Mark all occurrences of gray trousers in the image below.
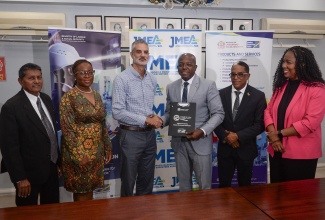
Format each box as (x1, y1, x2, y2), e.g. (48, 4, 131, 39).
(175, 141, 212, 192)
(119, 129, 157, 197)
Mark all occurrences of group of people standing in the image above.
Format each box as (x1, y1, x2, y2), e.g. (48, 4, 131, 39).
(0, 39, 325, 207)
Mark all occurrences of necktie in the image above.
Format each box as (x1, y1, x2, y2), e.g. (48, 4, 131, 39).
(37, 97, 58, 163)
(232, 91, 241, 120)
(182, 81, 189, 103)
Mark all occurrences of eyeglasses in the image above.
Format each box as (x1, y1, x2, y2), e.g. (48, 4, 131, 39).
(229, 72, 248, 78)
(77, 70, 95, 76)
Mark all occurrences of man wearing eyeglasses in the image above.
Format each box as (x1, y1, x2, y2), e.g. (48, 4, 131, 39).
(214, 61, 266, 188)
(164, 53, 224, 192)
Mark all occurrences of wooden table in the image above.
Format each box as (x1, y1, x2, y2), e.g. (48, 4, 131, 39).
(234, 178, 325, 219)
(0, 188, 269, 220)
(2, 178, 325, 219)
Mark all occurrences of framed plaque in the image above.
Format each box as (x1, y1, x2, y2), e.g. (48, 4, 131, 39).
(168, 102, 196, 136)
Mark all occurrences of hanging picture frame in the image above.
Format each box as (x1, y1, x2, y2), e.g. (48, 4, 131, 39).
(232, 19, 253, 30)
(131, 17, 156, 29)
(208, 19, 232, 31)
(158, 17, 182, 29)
(75, 15, 102, 30)
(105, 16, 130, 48)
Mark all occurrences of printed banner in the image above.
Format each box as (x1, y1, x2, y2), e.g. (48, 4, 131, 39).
(206, 31, 274, 187)
(130, 29, 202, 192)
(48, 28, 122, 200)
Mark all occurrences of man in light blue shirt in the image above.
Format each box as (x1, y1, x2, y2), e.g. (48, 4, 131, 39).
(112, 39, 162, 196)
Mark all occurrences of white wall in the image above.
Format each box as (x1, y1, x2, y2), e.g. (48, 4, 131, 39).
(1, 0, 325, 190)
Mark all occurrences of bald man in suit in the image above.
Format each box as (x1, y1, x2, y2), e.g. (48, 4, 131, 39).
(164, 53, 224, 191)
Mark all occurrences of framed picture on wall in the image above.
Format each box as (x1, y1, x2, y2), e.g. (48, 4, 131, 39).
(158, 17, 182, 29)
(232, 19, 253, 31)
(75, 15, 102, 30)
(105, 16, 130, 47)
(208, 19, 231, 31)
(131, 17, 156, 29)
(184, 18, 207, 47)
(121, 51, 130, 71)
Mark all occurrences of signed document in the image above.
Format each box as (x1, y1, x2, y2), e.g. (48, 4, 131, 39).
(168, 102, 196, 136)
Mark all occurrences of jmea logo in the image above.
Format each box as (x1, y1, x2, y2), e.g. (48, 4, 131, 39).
(155, 84, 164, 96)
(169, 35, 199, 48)
(153, 176, 165, 188)
(152, 103, 165, 117)
(156, 131, 164, 143)
(133, 36, 162, 47)
(171, 176, 179, 187)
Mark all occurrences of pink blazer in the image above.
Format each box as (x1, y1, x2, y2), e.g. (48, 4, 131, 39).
(264, 81, 325, 159)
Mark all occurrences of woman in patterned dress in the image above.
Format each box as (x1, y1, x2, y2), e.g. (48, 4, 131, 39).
(60, 59, 112, 201)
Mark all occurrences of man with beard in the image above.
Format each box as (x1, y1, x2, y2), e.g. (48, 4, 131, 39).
(112, 39, 162, 196)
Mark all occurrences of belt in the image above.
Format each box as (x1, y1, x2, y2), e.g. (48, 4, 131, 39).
(120, 124, 152, 132)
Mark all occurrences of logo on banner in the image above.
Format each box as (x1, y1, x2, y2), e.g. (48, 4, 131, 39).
(133, 35, 162, 47)
(156, 149, 175, 168)
(152, 103, 165, 116)
(93, 183, 111, 193)
(148, 55, 179, 76)
(169, 35, 199, 48)
(156, 131, 164, 143)
(153, 176, 165, 188)
(217, 41, 226, 49)
(246, 41, 261, 48)
(155, 84, 164, 96)
(171, 176, 179, 187)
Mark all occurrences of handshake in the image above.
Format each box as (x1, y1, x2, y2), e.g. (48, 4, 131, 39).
(146, 114, 163, 129)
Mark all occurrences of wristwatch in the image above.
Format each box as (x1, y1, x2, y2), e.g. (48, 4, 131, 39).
(277, 130, 283, 139)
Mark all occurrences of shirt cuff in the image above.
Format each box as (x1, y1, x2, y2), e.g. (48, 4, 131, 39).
(200, 128, 207, 137)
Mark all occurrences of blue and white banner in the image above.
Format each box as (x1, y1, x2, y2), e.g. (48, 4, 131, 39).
(206, 31, 274, 187)
(129, 29, 202, 192)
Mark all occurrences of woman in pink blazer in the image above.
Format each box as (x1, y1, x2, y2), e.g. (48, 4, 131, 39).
(265, 46, 325, 183)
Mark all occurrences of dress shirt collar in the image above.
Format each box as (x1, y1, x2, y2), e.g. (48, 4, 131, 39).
(182, 74, 195, 86)
(231, 83, 248, 94)
(130, 64, 147, 79)
(23, 89, 39, 103)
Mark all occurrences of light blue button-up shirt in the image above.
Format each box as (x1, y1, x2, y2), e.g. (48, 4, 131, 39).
(112, 65, 157, 127)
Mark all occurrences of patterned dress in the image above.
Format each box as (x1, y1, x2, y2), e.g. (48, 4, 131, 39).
(60, 88, 112, 193)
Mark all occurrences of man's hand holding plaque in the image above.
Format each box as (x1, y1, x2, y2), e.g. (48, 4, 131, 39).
(168, 102, 196, 136)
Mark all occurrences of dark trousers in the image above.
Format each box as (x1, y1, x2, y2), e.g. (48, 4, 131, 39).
(119, 129, 157, 197)
(269, 152, 318, 183)
(218, 150, 254, 188)
(14, 162, 59, 206)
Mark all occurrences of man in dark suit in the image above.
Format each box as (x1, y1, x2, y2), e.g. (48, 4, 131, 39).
(164, 53, 224, 191)
(214, 61, 266, 187)
(0, 63, 59, 206)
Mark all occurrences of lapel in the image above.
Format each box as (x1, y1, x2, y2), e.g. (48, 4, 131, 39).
(40, 93, 56, 128)
(285, 83, 304, 118)
(175, 79, 182, 102)
(224, 86, 233, 117)
(233, 85, 252, 121)
(188, 74, 199, 102)
(20, 90, 48, 137)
